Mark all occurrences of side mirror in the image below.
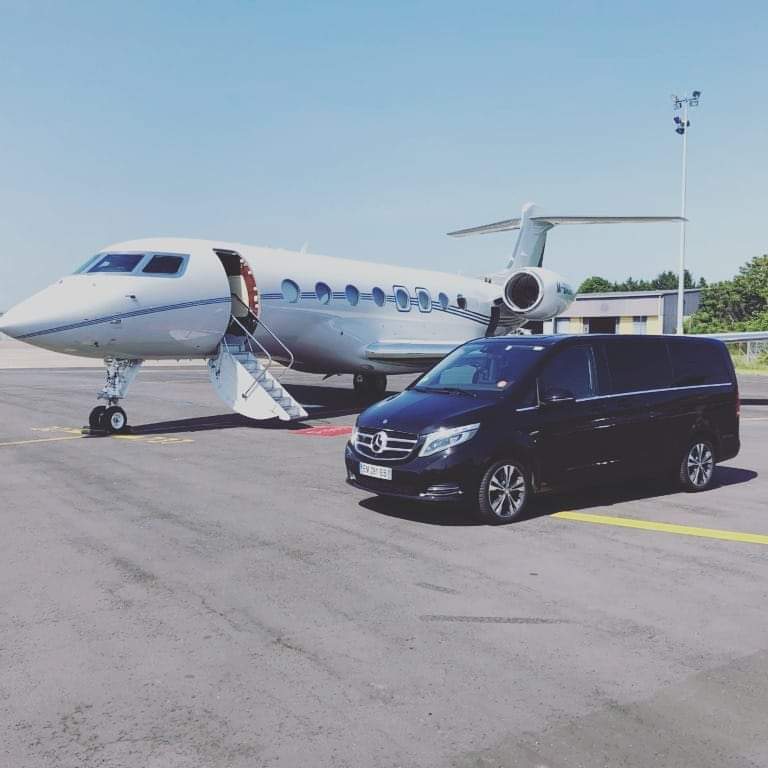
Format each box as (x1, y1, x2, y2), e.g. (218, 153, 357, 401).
(541, 388, 576, 406)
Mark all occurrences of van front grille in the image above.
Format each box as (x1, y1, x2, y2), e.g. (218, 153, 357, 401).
(354, 428, 419, 461)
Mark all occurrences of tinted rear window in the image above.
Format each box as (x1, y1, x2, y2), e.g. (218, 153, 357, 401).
(605, 339, 672, 393)
(88, 253, 144, 273)
(539, 345, 597, 400)
(142, 254, 184, 274)
(667, 339, 730, 386)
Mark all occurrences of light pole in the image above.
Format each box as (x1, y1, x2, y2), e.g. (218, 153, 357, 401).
(671, 90, 701, 334)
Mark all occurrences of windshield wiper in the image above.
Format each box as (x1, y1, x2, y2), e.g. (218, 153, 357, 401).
(414, 386, 478, 398)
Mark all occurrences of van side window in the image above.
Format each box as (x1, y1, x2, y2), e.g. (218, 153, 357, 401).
(605, 339, 672, 393)
(668, 340, 730, 386)
(539, 346, 597, 400)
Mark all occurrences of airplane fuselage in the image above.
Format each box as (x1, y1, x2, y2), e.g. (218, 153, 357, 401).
(1, 237, 505, 375)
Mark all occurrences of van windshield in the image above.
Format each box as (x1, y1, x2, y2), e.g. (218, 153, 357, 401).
(413, 341, 544, 394)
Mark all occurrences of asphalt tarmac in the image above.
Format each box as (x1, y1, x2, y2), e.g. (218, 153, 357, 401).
(1, 363, 767, 767)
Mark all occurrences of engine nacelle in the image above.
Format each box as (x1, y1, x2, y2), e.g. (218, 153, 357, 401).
(502, 267, 575, 321)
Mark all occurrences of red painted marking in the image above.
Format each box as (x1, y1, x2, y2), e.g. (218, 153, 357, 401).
(293, 425, 354, 437)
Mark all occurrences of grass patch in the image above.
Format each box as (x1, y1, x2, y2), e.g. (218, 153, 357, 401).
(731, 351, 768, 375)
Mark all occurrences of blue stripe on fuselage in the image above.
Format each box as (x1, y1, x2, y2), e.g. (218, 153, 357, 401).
(16, 296, 232, 340)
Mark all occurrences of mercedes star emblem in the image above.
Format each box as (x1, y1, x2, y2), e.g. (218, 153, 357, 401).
(371, 431, 388, 454)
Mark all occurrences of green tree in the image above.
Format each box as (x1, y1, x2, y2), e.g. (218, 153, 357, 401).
(687, 255, 768, 333)
(578, 269, 702, 294)
(578, 276, 614, 293)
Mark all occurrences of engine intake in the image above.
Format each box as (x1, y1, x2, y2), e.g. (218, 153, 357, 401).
(505, 271, 543, 312)
(501, 268, 575, 321)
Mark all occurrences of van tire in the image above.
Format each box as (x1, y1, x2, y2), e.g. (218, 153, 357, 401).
(477, 459, 531, 524)
(679, 438, 716, 492)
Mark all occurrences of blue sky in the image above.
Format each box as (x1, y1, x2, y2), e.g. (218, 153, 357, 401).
(1, 0, 766, 308)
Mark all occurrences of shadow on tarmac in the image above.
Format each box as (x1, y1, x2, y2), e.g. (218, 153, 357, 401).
(359, 466, 759, 527)
(129, 384, 373, 434)
(741, 398, 768, 406)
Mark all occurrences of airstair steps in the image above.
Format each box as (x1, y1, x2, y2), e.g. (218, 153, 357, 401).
(207, 332, 308, 422)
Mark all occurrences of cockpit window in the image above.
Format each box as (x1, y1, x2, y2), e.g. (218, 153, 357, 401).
(88, 253, 144, 273)
(143, 255, 184, 274)
(73, 255, 100, 274)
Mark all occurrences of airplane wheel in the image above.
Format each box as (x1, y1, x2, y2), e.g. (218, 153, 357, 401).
(88, 406, 107, 429)
(353, 373, 387, 401)
(103, 406, 128, 434)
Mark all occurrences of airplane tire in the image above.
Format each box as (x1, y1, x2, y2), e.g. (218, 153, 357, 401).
(88, 406, 107, 429)
(104, 406, 128, 434)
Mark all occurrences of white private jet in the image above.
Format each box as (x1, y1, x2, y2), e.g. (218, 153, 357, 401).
(1, 203, 718, 433)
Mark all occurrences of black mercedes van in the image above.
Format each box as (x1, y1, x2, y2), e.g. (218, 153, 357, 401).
(345, 335, 740, 523)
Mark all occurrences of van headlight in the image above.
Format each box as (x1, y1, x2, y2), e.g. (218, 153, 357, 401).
(419, 423, 480, 457)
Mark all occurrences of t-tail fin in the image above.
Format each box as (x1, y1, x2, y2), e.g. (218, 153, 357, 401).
(447, 202, 684, 270)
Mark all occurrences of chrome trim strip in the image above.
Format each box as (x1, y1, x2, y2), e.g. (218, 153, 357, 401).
(575, 382, 733, 402)
(514, 382, 734, 412)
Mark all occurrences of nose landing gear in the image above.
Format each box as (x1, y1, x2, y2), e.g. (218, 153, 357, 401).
(87, 358, 142, 434)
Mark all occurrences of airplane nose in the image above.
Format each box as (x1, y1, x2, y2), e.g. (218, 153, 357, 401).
(0, 285, 75, 348)
(0, 298, 37, 340)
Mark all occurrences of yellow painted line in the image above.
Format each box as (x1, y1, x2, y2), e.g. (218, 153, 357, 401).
(553, 511, 768, 545)
(0, 435, 84, 447)
(1, 429, 193, 447)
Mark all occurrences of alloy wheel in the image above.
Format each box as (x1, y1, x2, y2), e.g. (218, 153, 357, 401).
(687, 442, 714, 488)
(487, 464, 526, 518)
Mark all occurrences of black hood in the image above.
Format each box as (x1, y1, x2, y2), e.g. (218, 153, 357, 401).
(357, 389, 498, 434)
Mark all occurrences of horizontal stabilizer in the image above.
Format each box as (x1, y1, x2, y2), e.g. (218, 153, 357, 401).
(447, 203, 685, 271)
(448, 215, 685, 238)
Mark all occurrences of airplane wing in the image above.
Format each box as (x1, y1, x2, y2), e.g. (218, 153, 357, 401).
(365, 341, 464, 362)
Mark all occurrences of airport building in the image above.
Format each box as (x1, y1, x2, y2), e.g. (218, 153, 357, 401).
(536, 288, 702, 335)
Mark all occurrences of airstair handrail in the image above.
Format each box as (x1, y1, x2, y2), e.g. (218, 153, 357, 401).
(229, 293, 296, 374)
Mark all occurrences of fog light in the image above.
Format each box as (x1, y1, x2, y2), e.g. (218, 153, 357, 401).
(421, 483, 462, 497)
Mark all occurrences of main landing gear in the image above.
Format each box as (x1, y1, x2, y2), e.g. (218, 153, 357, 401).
(87, 358, 143, 434)
(353, 372, 387, 401)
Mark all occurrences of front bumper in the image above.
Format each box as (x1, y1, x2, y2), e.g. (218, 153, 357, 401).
(344, 442, 481, 502)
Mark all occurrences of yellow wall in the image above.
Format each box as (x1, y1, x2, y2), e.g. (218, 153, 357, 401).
(646, 315, 662, 334)
(616, 315, 662, 334)
(617, 317, 634, 334)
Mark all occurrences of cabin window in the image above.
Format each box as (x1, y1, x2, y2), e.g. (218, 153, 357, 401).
(281, 279, 300, 303)
(438, 292, 450, 310)
(394, 286, 411, 312)
(416, 288, 431, 312)
(315, 282, 332, 304)
(372, 287, 386, 307)
(457, 294, 467, 310)
(142, 254, 185, 275)
(345, 285, 360, 306)
(88, 253, 144, 274)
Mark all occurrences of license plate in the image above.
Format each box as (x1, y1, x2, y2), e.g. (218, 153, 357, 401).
(359, 462, 392, 481)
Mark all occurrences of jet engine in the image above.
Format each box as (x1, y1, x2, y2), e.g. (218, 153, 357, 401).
(501, 267, 575, 321)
